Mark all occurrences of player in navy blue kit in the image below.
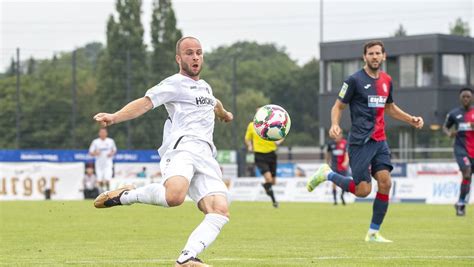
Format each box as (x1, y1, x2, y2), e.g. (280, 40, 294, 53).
(326, 131, 349, 205)
(443, 87, 473, 216)
(308, 40, 424, 242)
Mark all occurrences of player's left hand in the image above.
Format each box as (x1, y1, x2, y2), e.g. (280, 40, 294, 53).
(93, 113, 116, 127)
(218, 111, 233, 123)
(410, 116, 424, 129)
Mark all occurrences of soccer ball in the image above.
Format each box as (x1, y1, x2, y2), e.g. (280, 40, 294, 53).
(253, 104, 291, 141)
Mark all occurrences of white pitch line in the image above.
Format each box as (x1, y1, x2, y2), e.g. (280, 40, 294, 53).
(61, 255, 474, 264)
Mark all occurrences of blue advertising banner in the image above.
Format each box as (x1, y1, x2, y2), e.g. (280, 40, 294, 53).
(0, 149, 160, 163)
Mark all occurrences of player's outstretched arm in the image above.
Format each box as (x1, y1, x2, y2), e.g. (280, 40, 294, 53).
(214, 99, 233, 123)
(93, 97, 153, 127)
(385, 103, 424, 129)
(329, 100, 346, 139)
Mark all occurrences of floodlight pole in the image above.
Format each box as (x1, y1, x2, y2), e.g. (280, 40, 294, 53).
(126, 50, 132, 149)
(71, 49, 77, 148)
(16, 48, 21, 149)
(319, 0, 325, 148)
(232, 55, 242, 176)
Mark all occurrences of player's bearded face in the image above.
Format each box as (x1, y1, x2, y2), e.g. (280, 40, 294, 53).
(181, 60, 202, 77)
(364, 45, 385, 71)
(177, 38, 204, 79)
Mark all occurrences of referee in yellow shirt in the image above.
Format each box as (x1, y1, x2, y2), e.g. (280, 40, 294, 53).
(245, 121, 284, 208)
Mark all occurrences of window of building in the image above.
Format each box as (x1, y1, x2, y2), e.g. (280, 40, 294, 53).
(416, 55, 434, 87)
(442, 54, 467, 85)
(326, 61, 343, 92)
(343, 60, 359, 79)
(385, 57, 399, 89)
(326, 60, 362, 92)
(400, 56, 416, 87)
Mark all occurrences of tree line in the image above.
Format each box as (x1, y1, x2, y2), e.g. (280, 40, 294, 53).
(0, 0, 319, 150)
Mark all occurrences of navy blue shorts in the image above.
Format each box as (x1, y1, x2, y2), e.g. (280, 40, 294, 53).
(455, 154, 474, 172)
(348, 139, 393, 185)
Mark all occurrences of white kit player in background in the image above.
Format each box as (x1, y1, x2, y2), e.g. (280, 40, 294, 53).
(92, 36, 233, 267)
(88, 128, 117, 192)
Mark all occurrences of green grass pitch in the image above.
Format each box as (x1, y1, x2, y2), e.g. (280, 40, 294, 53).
(1, 201, 473, 266)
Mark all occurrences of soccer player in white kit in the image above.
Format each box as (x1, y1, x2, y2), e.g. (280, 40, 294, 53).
(93, 37, 233, 267)
(88, 128, 117, 191)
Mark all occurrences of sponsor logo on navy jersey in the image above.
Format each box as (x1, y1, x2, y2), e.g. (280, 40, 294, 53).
(368, 95, 387, 108)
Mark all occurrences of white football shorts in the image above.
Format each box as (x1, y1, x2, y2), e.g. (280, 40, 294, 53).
(160, 137, 228, 203)
(95, 165, 113, 182)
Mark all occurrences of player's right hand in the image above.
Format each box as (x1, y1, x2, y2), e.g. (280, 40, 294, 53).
(329, 124, 341, 139)
(93, 113, 116, 127)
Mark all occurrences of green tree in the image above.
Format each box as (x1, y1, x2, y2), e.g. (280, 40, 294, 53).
(150, 0, 182, 82)
(449, 17, 470, 37)
(6, 58, 16, 77)
(97, 0, 151, 149)
(27, 57, 36, 75)
(393, 24, 407, 37)
(283, 59, 320, 146)
(203, 41, 308, 148)
(0, 43, 104, 149)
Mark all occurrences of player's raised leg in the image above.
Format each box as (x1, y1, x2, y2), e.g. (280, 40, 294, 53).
(94, 175, 191, 208)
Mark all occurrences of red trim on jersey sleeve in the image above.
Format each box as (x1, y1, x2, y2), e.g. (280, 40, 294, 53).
(371, 73, 391, 141)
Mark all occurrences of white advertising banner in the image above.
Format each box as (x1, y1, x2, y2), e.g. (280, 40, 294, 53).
(0, 162, 84, 200)
(407, 162, 460, 178)
(426, 177, 474, 204)
(230, 178, 355, 203)
(113, 163, 237, 180)
(391, 178, 427, 202)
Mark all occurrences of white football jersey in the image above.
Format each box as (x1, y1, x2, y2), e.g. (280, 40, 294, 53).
(88, 137, 116, 168)
(145, 73, 216, 157)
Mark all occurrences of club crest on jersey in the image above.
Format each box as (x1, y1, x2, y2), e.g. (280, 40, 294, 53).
(368, 95, 387, 108)
(339, 82, 348, 98)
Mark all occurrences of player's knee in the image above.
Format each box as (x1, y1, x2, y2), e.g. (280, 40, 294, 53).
(378, 179, 392, 191)
(165, 193, 186, 207)
(355, 185, 371, 197)
(356, 190, 371, 198)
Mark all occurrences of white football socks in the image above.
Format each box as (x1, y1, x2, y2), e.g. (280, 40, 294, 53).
(120, 183, 169, 207)
(368, 228, 379, 235)
(177, 213, 229, 262)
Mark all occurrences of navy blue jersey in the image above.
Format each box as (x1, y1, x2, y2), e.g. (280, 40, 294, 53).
(338, 69, 394, 145)
(444, 106, 474, 158)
